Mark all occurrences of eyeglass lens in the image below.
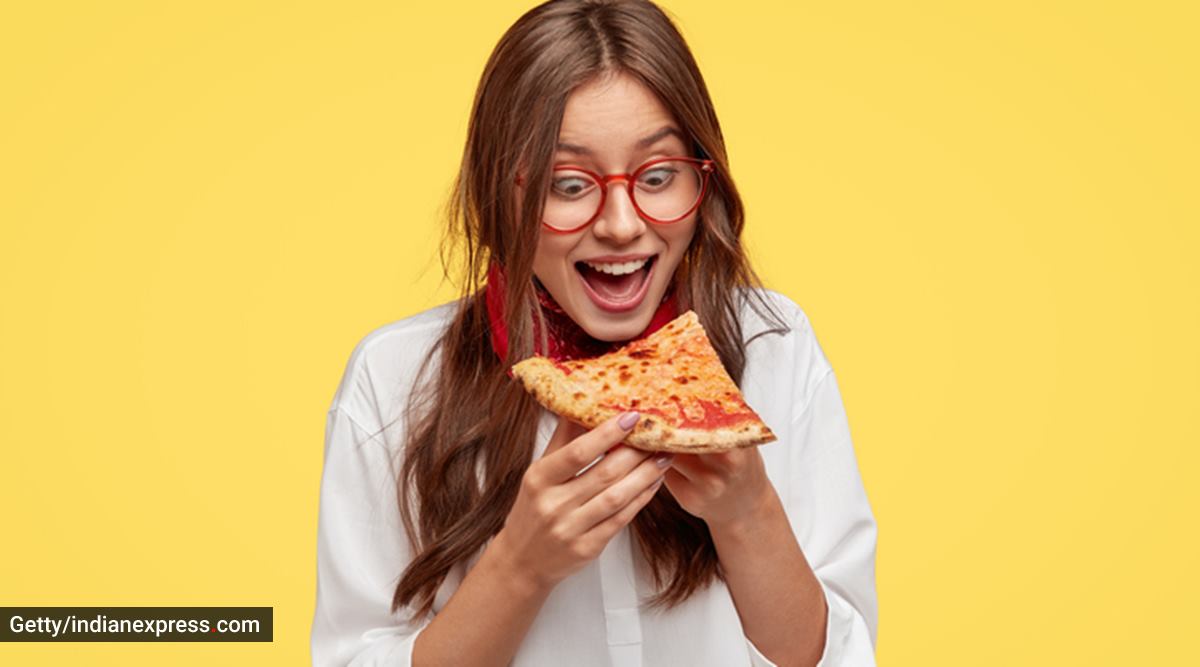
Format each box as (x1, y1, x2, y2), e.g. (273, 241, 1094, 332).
(543, 160, 703, 230)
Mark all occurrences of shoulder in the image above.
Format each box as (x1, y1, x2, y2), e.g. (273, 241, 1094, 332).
(735, 286, 833, 412)
(328, 298, 463, 432)
(736, 286, 816, 346)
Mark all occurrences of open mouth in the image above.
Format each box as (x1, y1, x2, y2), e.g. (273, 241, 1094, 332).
(574, 254, 657, 312)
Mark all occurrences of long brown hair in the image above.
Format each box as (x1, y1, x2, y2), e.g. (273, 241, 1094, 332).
(390, 0, 789, 621)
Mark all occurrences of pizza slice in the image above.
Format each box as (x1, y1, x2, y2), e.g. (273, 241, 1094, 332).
(510, 310, 777, 453)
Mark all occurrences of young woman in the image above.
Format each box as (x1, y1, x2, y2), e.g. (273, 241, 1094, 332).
(311, 1, 877, 665)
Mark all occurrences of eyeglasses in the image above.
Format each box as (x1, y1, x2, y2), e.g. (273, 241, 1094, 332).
(516, 157, 716, 233)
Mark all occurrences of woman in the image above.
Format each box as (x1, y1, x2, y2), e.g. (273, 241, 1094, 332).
(311, 1, 877, 665)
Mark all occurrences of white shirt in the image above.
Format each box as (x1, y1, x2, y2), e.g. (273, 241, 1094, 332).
(311, 288, 878, 666)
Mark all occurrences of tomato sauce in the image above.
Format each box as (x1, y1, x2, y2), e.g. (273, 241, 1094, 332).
(602, 396, 756, 430)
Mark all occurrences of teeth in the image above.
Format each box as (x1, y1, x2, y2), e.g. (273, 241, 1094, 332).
(583, 258, 650, 276)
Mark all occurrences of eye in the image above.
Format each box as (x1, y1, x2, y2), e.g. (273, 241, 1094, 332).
(637, 167, 677, 190)
(550, 174, 596, 198)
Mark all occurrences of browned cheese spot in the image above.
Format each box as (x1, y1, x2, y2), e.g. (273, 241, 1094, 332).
(689, 375, 699, 381)
(619, 371, 633, 383)
(602, 383, 611, 391)
(618, 364, 629, 370)
(675, 376, 689, 384)
(572, 392, 584, 400)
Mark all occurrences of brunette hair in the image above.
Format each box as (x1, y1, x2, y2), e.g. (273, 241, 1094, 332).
(390, 0, 789, 621)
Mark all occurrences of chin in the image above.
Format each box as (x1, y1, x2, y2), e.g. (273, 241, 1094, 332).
(569, 283, 664, 342)
(575, 311, 651, 342)
(563, 252, 672, 340)
(537, 250, 681, 342)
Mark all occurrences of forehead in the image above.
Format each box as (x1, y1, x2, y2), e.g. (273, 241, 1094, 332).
(557, 72, 684, 157)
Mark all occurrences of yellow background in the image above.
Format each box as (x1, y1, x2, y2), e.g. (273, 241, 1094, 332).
(2, 1, 1196, 664)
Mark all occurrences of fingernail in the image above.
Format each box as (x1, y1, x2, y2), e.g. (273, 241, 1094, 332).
(618, 411, 640, 430)
(655, 454, 674, 468)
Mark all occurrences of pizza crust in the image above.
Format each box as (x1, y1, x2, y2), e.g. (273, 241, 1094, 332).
(510, 310, 778, 454)
(628, 416, 777, 454)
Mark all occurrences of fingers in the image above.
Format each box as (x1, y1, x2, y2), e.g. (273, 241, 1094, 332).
(538, 411, 642, 485)
(560, 440, 661, 504)
(576, 460, 667, 548)
(569, 451, 672, 536)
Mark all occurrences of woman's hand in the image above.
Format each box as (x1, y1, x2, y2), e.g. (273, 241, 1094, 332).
(492, 411, 675, 591)
(661, 446, 776, 531)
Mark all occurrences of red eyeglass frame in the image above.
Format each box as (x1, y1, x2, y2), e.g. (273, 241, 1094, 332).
(515, 156, 716, 234)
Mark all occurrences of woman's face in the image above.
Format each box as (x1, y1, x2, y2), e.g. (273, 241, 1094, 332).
(529, 72, 698, 342)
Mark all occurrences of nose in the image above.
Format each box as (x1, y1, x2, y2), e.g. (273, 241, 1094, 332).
(590, 180, 646, 244)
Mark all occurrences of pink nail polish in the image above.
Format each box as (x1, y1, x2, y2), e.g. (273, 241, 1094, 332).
(618, 411, 640, 430)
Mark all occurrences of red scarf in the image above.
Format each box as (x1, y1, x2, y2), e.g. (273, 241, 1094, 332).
(484, 261, 678, 365)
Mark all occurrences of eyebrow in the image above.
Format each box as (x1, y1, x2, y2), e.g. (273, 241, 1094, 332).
(556, 126, 683, 156)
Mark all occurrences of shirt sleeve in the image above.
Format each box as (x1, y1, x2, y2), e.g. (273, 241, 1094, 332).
(746, 325, 879, 665)
(311, 405, 434, 666)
